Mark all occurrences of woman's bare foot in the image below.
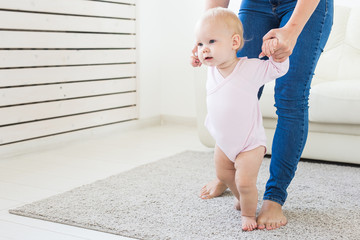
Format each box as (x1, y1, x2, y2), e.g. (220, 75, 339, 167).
(257, 200, 287, 230)
(241, 216, 257, 231)
(199, 178, 227, 199)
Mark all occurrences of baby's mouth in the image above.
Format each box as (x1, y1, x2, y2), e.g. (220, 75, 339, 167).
(205, 57, 213, 60)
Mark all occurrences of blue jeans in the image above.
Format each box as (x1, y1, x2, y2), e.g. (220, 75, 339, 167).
(237, 0, 333, 205)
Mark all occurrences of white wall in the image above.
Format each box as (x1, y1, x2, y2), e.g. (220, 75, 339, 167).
(136, 0, 242, 120)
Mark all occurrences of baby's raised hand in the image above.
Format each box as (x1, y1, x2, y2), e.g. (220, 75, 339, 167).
(259, 38, 278, 59)
(191, 54, 202, 67)
(190, 45, 202, 67)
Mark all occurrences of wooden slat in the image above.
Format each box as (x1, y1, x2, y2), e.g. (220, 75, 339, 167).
(0, 0, 137, 146)
(0, 0, 136, 19)
(0, 31, 136, 49)
(0, 64, 136, 87)
(0, 50, 136, 68)
(0, 78, 136, 107)
(0, 92, 136, 126)
(96, 0, 135, 4)
(0, 106, 138, 145)
(0, 11, 135, 34)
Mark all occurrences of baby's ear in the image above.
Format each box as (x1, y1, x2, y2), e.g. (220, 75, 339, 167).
(232, 34, 242, 50)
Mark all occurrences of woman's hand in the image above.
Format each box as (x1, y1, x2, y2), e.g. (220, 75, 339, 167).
(190, 45, 202, 67)
(259, 26, 299, 62)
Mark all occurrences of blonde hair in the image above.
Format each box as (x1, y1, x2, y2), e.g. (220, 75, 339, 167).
(201, 7, 244, 50)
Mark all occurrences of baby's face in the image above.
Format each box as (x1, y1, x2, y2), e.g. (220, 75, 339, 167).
(195, 19, 236, 67)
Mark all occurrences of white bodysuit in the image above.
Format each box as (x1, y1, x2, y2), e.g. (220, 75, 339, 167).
(205, 57, 289, 162)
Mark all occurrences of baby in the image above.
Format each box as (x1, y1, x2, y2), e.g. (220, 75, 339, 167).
(191, 8, 289, 231)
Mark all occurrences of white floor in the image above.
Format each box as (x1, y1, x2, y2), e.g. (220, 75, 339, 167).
(0, 123, 211, 240)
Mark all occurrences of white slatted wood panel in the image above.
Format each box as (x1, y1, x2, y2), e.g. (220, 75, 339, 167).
(0, 65, 136, 86)
(0, 107, 137, 145)
(99, 0, 135, 4)
(1, 78, 136, 106)
(0, 32, 136, 48)
(0, 50, 136, 68)
(0, 93, 137, 126)
(0, 0, 136, 19)
(0, 0, 137, 146)
(0, 11, 136, 33)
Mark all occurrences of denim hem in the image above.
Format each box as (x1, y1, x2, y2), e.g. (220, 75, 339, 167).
(263, 196, 285, 206)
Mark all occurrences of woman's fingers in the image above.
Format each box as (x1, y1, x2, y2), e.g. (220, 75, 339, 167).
(262, 29, 277, 41)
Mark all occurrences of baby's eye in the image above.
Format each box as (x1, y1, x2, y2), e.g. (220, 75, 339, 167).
(209, 39, 216, 44)
(197, 42, 203, 47)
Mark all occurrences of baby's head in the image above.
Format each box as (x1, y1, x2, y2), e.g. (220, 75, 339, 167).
(195, 7, 244, 66)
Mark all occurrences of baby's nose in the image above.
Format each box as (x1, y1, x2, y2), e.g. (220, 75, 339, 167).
(202, 47, 209, 53)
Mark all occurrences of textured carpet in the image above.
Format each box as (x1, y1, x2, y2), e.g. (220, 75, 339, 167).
(9, 151, 360, 240)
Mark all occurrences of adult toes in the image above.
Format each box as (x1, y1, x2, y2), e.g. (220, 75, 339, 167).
(274, 221, 281, 229)
(280, 219, 287, 226)
(266, 222, 274, 230)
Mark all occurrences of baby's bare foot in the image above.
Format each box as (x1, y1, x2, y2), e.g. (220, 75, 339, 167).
(234, 198, 241, 211)
(242, 216, 257, 231)
(257, 200, 287, 230)
(199, 178, 227, 199)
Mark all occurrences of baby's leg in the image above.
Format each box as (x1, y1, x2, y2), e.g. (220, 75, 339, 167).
(234, 146, 265, 231)
(214, 145, 240, 208)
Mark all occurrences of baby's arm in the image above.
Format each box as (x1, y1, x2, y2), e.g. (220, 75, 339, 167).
(257, 56, 289, 86)
(254, 37, 289, 86)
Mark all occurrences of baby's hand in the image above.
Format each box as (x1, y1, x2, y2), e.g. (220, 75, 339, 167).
(259, 38, 278, 59)
(190, 45, 202, 67)
(190, 54, 202, 67)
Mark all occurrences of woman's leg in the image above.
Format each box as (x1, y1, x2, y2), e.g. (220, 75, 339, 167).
(258, 0, 334, 230)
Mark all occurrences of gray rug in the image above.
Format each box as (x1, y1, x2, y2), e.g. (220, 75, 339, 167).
(9, 151, 360, 240)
